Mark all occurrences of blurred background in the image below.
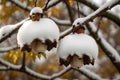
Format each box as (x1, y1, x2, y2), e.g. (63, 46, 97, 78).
(0, 0, 120, 80)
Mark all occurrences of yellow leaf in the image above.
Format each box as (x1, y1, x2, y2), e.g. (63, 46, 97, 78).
(51, 7, 64, 17)
(68, 0, 74, 6)
(38, 0, 46, 7)
(40, 52, 46, 59)
(37, 54, 41, 59)
(47, 11, 52, 17)
(8, 50, 14, 58)
(32, 53, 36, 62)
(13, 54, 18, 63)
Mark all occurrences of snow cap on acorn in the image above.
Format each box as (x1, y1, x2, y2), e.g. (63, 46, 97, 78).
(29, 7, 43, 21)
(57, 21, 98, 68)
(30, 7, 43, 15)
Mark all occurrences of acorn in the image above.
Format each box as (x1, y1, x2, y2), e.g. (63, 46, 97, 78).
(57, 26, 98, 68)
(17, 7, 60, 53)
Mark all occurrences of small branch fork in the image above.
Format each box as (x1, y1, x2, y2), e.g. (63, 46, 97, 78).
(0, 58, 102, 80)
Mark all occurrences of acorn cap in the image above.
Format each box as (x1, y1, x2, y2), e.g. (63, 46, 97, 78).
(30, 7, 43, 15)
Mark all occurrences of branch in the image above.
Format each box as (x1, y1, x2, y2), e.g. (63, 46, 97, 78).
(0, 66, 9, 71)
(73, 67, 102, 80)
(78, 0, 120, 26)
(64, 1, 74, 23)
(0, 57, 103, 80)
(8, 0, 61, 12)
(72, 4, 120, 73)
(60, 0, 120, 39)
(50, 65, 71, 79)
(0, 18, 28, 43)
(43, 0, 50, 11)
(0, 57, 71, 79)
(8, 0, 31, 12)
(87, 22, 120, 72)
(21, 52, 26, 70)
(0, 45, 18, 53)
(34, 0, 38, 7)
(59, 0, 120, 72)
(75, 4, 120, 72)
(44, 0, 61, 11)
(51, 17, 71, 26)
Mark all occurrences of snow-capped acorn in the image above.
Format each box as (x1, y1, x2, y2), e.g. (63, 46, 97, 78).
(29, 7, 43, 21)
(17, 7, 60, 53)
(57, 26, 98, 68)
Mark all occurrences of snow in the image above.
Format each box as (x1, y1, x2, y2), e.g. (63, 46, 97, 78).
(0, 25, 15, 38)
(80, 67, 102, 80)
(73, 0, 119, 27)
(9, 0, 31, 11)
(47, 0, 59, 8)
(72, 18, 86, 27)
(0, 45, 17, 53)
(17, 18, 60, 48)
(51, 17, 71, 26)
(110, 5, 120, 18)
(30, 7, 43, 15)
(57, 33, 98, 60)
(89, 22, 120, 62)
(101, 38, 120, 62)
(0, 18, 28, 40)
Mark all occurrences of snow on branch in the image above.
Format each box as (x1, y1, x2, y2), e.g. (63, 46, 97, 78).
(0, 57, 71, 79)
(87, 22, 120, 72)
(51, 17, 71, 26)
(0, 57, 102, 80)
(43, 0, 61, 11)
(8, 0, 61, 12)
(80, 67, 102, 80)
(73, 67, 102, 80)
(74, 3, 120, 72)
(0, 58, 21, 69)
(60, 0, 120, 38)
(0, 18, 28, 43)
(8, 0, 31, 12)
(0, 66, 9, 71)
(73, 0, 120, 26)
(78, 0, 120, 26)
(0, 45, 17, 53)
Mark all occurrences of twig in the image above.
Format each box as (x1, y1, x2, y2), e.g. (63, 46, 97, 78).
(43, 0, 50, 11)
(0, 57, 71, 80)
(34, 0, 37, 7)
(21, 52, 26, 70)
(96, 17, 102, 34)
(8, 0, 31, 12)
(50, 17, 71, 26)
(76, 0, 80, 17)
(74, 5, 120, 72)
(43, 0, 61, 11)
(72, 67, 102, 80)
(0, 18, 28, 43)
(0, 58, 103, 80)
(64, 1, 74, 23)
(60, 0, 120, 39)
(86, 23, 120, 73)
(78, 0, 120, 26)
(50, 65, 72, 80)
(0, 45, 18, 53)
